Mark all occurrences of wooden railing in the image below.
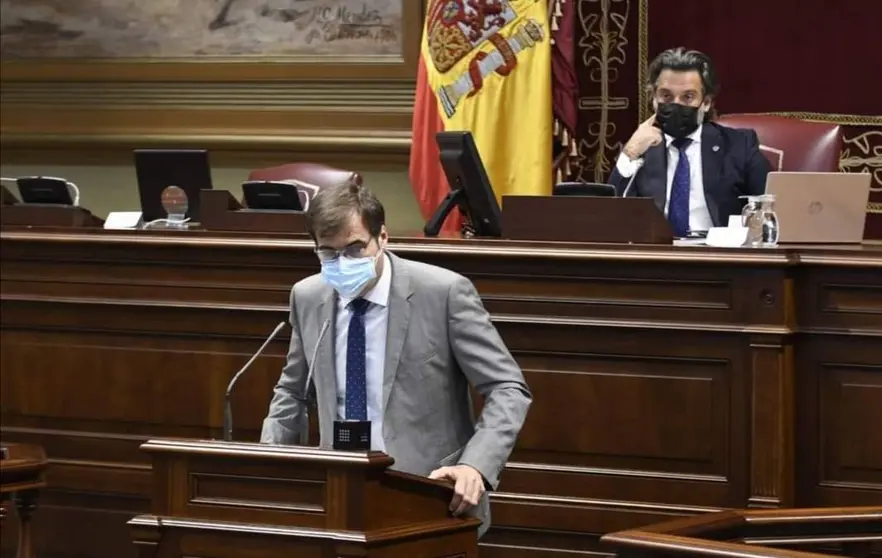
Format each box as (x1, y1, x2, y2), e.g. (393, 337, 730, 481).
(0, 443, 47, 558)
(602, 507, 882, 557)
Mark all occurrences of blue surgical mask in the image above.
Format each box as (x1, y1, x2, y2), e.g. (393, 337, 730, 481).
(320, 254, 378, 299)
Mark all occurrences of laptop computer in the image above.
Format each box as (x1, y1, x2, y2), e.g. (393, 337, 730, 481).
(134, 149, 213, 223)
(764, 171, 871, 243)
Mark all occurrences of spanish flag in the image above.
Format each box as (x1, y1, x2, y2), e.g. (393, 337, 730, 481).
(409, 0, 554, 234)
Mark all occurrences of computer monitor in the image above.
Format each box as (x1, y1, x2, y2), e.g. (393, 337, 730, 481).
(242, 181, 304, 211)
(425, 131, 502, 237)
(553, 182, 616, 197)
(134, 149, 213, 222)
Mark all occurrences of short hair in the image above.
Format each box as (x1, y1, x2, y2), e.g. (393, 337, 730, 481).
(305, 182, 385, 241)
(647, 47, 718, 119)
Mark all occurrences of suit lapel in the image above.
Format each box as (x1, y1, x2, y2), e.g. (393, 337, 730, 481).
(315, 286, 337, 447)
(382, 253, 413, 412)
(643, 143, 669, 212)
(701, 123, 724, 226)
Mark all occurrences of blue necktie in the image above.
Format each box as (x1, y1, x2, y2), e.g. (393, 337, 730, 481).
(345, 298, 370, 421)
(668, 138, 692, 237)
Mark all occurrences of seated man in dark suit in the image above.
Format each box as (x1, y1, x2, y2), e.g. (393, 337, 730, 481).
(608, 47, 771, 236)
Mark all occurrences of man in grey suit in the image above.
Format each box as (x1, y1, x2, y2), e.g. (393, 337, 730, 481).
(260, 183, 531, 537)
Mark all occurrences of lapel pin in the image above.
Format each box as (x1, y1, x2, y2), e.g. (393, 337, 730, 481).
(712, 145, 720, 152)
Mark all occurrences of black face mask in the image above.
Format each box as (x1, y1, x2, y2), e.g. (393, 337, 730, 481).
(656, 102, 703, 140)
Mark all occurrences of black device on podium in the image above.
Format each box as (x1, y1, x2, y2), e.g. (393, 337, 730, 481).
(17, 177, 75, 205)
(333, 421, 371, 451)
(553, 181, 616, 197)
(242, 181, 305, 211)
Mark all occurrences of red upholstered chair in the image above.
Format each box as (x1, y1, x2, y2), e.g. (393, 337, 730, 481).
(246, 163, 363, 209)
(715, 114, 842, 172)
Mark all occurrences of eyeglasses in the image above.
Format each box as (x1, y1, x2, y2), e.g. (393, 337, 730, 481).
(314, 238, 374, 262)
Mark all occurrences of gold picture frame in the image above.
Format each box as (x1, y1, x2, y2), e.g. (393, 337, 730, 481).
(0, 1, 426, 165)
(0, 0, 422, 82)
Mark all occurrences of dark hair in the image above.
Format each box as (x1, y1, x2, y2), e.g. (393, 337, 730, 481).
(647, 47, 718, 119)
(305, 182, 385, 241)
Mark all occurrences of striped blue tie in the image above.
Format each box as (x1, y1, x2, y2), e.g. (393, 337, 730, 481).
(345, 298, 370, 421)
(668, 138, 692, 237)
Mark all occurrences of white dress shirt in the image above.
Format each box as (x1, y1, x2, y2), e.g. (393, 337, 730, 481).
(334, 253, 391, 451)
(615, 124, 714, 232)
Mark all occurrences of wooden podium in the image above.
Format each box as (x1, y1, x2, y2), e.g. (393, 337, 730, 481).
(0, 204, 103, 228)
(128, 439, 480, 558)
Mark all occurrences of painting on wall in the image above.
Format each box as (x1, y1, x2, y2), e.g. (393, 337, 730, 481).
(0, 0, 403, 59)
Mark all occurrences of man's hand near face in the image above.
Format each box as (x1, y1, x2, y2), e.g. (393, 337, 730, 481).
(429, 464, 486, 516)
(623, 114, 663, 160)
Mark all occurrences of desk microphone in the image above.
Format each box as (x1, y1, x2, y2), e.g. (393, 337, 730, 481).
(621, 157, 645, 198)
(294, 318, 332, 445)
(223, 321, 287, 441)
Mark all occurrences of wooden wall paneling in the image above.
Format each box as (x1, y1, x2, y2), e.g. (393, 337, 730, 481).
(484, 326, 746, 557)
(795, 334, 882, 508)
(0, 144, 412, 174)
(793, 261, 882, 332)
(793, 260, 882, 508)
(2, 231, 881, 558)
(0, 232, 310, 558)
(748, 333, 795, 509)
(0, 100, 414, 165)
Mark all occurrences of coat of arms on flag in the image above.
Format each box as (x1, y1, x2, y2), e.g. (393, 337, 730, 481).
(426, 0, 545, 117)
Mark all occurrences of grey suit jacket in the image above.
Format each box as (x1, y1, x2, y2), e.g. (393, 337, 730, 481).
(260, 252, 532, 537)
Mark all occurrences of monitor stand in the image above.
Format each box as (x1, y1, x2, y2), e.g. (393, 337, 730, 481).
(424, 188, 465, 237)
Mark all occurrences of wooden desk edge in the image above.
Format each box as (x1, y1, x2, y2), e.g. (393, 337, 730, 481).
(4, 229, 881, 266)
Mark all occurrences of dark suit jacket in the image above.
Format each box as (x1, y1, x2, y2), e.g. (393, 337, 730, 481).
(608, 122, 772, 227)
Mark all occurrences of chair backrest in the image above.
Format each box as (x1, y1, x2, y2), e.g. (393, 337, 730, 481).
(715, 114, 842, 172)
(248, 163, 363, 188)
(246, 163, 363, 208)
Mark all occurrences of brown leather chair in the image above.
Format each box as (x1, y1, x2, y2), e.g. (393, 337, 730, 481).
(246, 163, 363, 209)
(715, 114, 842, 172)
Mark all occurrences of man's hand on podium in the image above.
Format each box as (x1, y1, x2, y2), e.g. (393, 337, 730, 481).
(429, 464, 485, 516)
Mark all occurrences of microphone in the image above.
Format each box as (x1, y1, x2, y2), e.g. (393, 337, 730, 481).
(223, 321, 287, 441)
(621, 158, 645, 198)
(294, 318, 332, 445)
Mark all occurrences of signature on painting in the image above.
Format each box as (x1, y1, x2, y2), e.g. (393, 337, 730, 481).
(211, 0, 384, 31)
